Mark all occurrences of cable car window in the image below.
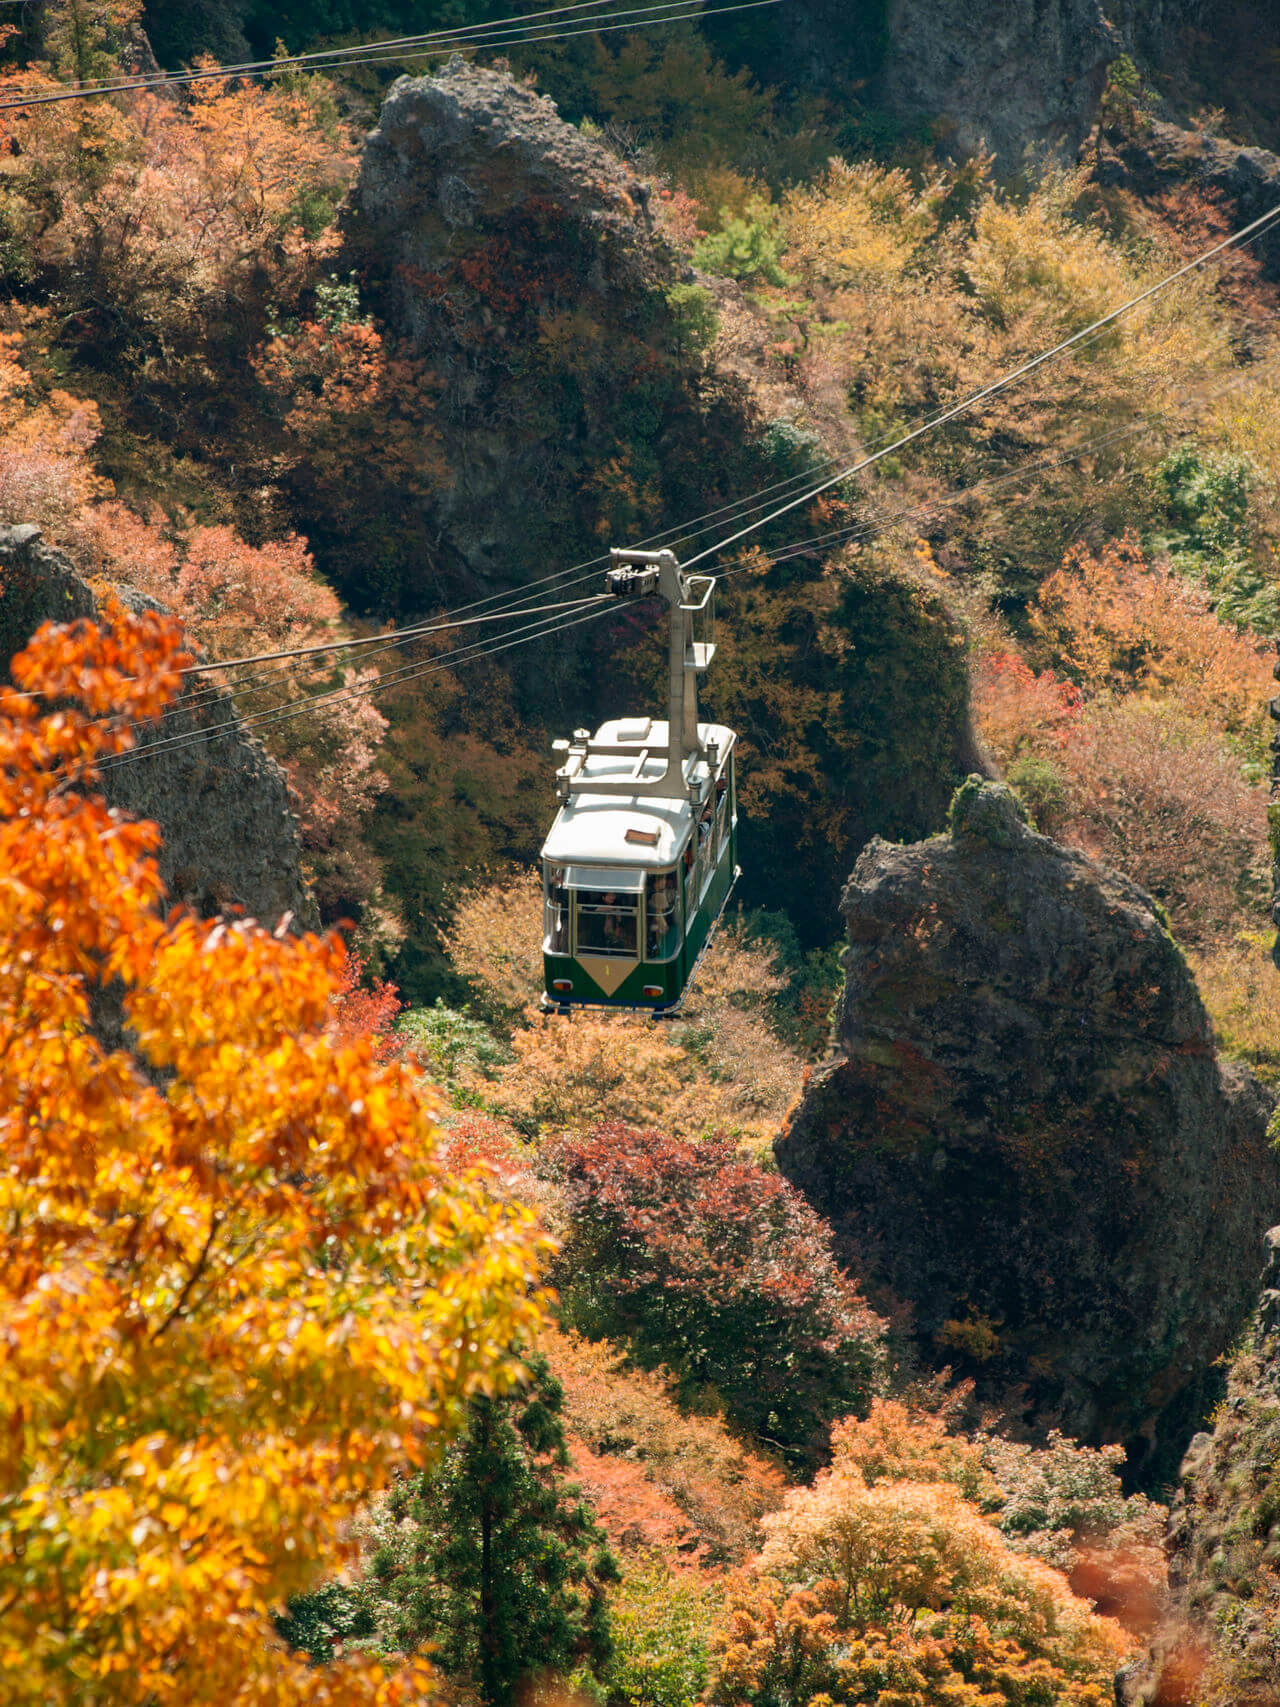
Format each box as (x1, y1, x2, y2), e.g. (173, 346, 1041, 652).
(714, 771, 729, 851)
(575, 888, 639, 958)
(646, 870, 680, 960)
(543, 863, 569, 954)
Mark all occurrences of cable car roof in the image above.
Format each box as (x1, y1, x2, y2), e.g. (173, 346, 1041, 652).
(541, 718, 735, 870)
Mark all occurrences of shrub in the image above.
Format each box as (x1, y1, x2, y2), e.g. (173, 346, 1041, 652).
(396, 999, 509, 1088)
(548, 1123, 887, 1464)
(606, 1556, 721, 1707)
(694, 197, 793, 286)
(1027, 534, 1271, 749)
(708, 1474, 1129, 1707)
(545, 1324, 785, 1567)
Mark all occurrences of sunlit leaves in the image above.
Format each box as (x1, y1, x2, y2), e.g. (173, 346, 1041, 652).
(0, 611, 550, 1705)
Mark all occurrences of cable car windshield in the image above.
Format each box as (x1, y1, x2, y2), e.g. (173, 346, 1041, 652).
(575, 887, 639, 957)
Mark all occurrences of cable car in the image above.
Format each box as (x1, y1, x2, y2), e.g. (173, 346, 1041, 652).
(540, 548, 739, 1015)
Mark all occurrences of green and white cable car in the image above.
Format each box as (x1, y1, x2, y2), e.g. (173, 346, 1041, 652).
(540, 548, 739, 1016)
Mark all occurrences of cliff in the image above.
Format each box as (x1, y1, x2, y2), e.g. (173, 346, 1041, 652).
(776, 779, 1279, 1483)
(0, 524, 313, 931)
(1124, 1226, 1280, 1705)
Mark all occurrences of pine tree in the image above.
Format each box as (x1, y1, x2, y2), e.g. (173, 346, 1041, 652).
(374, 1354, 618, 1706)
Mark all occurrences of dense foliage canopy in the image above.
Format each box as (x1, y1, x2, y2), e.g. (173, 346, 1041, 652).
(0, 608, 549, 1705)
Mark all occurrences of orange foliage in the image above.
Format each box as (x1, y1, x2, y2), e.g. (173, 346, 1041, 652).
(972, 649, 1081, 762)
(0, 59, 354, 355)
(542, 1325, 785, 1567)
(255, 315, 449, 515)
(328, 949, 402, 1065)
(828, 1399, 998, 1505)
(1028, 533, 1271, 742)
(0, 607, 549, 1705)
(973, 535, 1271, 943)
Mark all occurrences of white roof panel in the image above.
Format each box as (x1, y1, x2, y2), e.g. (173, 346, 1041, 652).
(540, 719, 736, 870)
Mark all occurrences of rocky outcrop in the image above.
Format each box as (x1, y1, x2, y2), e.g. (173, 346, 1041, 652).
(0, 525, 312, 931)
(1123, 1226, 1280, 1705)
(1094, 118, 1280, 281)
(776, 779, 1280, 1481)
(879, 0, 1119, 165)
(344, 59, 684, 585)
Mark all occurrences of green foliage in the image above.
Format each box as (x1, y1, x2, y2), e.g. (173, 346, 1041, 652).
(396, 999, 509, 1087)
(362, 1355, 618, 1705)
(605, 1558, 720, 1707)
(693, 199, 793, 287)
(1151, 445, 1280, 633)
(275, 1581, 378, 1664)
(663, 282, 719, 358)
(1099, 52, 1158, 131)
(1005, 754, 1071, 834)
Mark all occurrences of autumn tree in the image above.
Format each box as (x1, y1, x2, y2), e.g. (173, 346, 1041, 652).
(550, 1124, 887, 1464)
(707, 1443, 1131, 1707)
(344, 1354, 618, 1705)
(0, 607, 550, 1705)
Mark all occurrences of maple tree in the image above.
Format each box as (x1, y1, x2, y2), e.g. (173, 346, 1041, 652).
(0, 607, 550, 1705)
(708, 1452, 1131, 1707)
(328, 947, 403, 1065)
(543, 1325, 785, 1568)
(550, 1123, 886, 1463)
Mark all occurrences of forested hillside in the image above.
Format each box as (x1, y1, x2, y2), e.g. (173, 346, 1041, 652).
(6, 2, 1280, 1703)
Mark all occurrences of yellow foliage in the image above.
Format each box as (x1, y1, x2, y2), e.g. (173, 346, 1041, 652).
(0, 611, 550, 1705)
(781, 159, 936, 291)
(1189, 932, 1280, 1083)
(447, 872, 803, 1141)
(708, 1449, 1129, 1707)
(444, 867, 547, 1021)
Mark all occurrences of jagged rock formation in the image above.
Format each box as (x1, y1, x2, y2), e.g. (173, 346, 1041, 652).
(879, 0, 1120, 165)
(344, 59, 687, 585)
(1095, 117, 1280, 281)
(751, 0, 1120, 165)
(1122, 1225, 1280, 1705)
(777, 779, 1280, 1481)
(0, 524, 313, 930)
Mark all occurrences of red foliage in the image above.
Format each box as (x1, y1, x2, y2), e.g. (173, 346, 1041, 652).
(327, 949, 401, 1064)
(973, 649, 1081, 761)
(551, 1123, 886, 1462)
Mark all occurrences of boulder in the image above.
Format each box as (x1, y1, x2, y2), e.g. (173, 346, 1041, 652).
(776, 778, 1279, 1480)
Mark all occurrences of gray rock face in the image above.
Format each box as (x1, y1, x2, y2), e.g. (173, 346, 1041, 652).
(0, 525, 313, 931)
(351, 59, 665, 335)
(879, 0, 1120, 165)
(1127, 1225, 1280, 1703)
(1096, 118, 1280, 281)
(344, 61, 681, 580)
(776, 779, 1279, 1478)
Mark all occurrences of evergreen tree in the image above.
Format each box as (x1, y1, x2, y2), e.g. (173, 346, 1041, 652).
(373, 1354, 617, 1705)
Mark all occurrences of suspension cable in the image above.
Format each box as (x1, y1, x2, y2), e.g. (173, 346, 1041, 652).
(0, 0, 787, 110)
(681, 197, 1280, 571)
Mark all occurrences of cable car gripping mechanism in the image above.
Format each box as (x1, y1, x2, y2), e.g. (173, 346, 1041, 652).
(553, 548, 718, 805)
